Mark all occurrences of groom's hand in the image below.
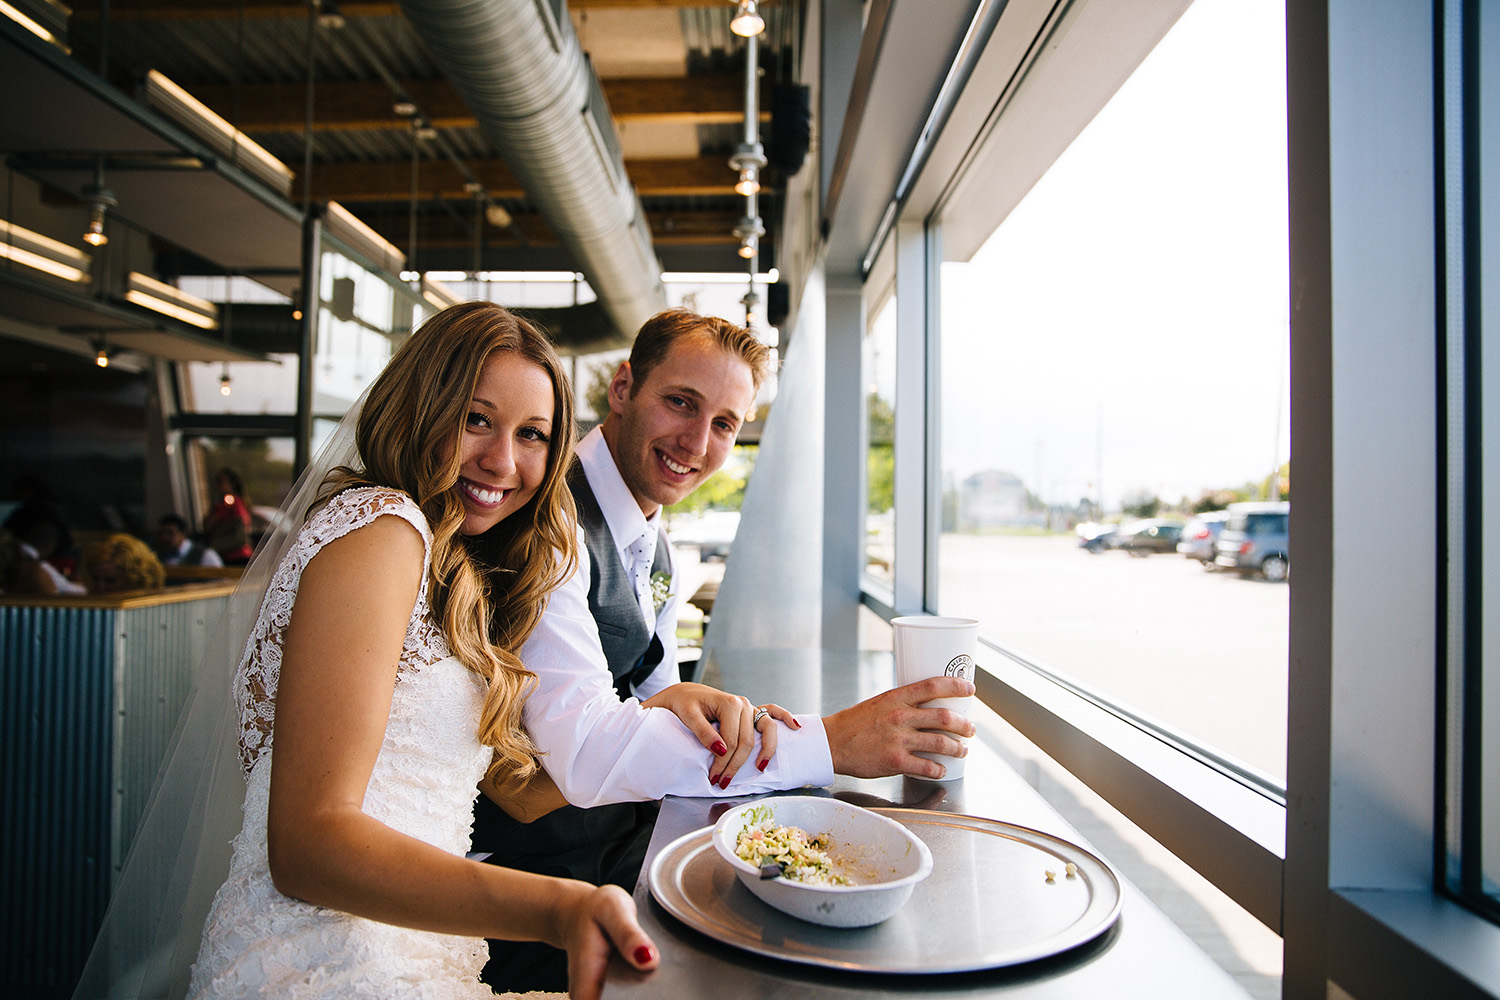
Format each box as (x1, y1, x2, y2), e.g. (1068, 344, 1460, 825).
(821, 677, 976, 780)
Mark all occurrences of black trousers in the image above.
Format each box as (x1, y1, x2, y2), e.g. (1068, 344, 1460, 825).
(472, 793, 660, 994)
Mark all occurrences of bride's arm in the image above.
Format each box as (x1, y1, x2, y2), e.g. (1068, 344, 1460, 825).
(266, 515, 657, 996)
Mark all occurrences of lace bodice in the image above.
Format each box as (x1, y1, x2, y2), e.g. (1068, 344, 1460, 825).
(235, 487, 451, 771)
(190, 487, 499, 998)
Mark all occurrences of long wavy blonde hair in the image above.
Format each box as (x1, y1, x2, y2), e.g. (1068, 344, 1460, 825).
(316, 301, 577, 783)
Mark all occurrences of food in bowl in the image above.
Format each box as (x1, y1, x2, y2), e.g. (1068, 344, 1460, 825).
(712, 796, 934, 928)
(732, 806, 851, 886)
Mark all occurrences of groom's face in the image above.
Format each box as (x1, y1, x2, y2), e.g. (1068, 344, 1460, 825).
(604, 335, 756, 518)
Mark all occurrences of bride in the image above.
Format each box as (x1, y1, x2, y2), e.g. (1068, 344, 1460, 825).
(88, 302, 660, 999)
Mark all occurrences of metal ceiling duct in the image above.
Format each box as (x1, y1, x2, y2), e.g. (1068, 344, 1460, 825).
(395, 0, 665, 348)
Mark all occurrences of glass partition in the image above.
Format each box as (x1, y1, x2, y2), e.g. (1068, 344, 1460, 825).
(865, 295, 896, 585)
(1443, 0, 1500, 925)
(933, 0, 1290, 782)
(176, 233, 430, 526)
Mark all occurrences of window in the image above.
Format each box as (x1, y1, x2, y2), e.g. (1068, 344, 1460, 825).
(174, 241, 428, 530)
(933, 0, 1291, 782)
(865, 295, 896, 585)
(1443, 0, 1500, 924)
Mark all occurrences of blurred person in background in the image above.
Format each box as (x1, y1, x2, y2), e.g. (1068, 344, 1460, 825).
(3, 474, 79, 578)
(81, 533, 165, 593)
(155, 512, 224, 567)
(0, 527, 57, 595)
(202, 468, 254, 564)
(14, 519, 86, 595)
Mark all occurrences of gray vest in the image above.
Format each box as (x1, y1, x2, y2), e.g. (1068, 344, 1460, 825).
(567, 460, 672, 699)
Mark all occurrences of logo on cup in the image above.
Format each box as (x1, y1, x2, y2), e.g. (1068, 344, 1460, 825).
(945, 654, 974, 681)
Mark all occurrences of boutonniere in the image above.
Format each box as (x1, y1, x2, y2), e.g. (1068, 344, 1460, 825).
(650, 571, 672, 612)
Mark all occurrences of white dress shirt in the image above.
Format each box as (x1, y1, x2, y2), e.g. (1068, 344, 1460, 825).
(18, 540, 87, 595)
(164, 538, 224, 567)
(519, 427, 834, 808)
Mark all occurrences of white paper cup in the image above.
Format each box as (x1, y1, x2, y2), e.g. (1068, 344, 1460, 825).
(892, 616, 979, 779)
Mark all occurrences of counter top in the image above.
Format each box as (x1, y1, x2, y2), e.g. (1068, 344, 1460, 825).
(602, 647, 1253, 999)
(0, 578, 237, 609)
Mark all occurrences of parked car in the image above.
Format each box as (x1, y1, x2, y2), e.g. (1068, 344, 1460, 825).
(1114, 518, 1185, 556)
(1213, 501, 1290, 581)
(1177, 510, 1231, 565)
(1076, 521, 1119, 553)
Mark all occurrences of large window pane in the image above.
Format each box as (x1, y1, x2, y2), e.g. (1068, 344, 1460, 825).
(865, 296, 896, 585)
(936, 0, 1290, 780)
(1479, 0, 1500, 919)
(1444, 0, 1500, 921)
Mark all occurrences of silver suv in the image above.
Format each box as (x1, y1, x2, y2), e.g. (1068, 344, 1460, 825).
(1213, 501, 1290, 581)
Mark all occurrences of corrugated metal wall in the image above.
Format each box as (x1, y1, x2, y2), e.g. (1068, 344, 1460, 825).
(1, 594, 228, 997)
(111, 599, 225, 875)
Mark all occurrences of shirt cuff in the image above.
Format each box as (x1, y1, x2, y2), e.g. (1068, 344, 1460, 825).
(761, 714, 835, 790)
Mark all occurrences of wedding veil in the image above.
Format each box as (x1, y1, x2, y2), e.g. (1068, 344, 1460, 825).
(71, 394, 368, 1000)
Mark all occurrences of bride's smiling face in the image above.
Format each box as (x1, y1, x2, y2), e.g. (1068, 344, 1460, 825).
(453, 350, 556, 537)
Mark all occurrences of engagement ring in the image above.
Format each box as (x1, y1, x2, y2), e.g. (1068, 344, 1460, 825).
(752, 706, 769, 727)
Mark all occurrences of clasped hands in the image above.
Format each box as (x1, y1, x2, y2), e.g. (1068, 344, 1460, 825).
(641, 683, 797, 788)
(644, 675, 977, 786)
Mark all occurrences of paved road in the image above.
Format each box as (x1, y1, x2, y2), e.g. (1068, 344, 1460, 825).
(936, 533, 1289, 781)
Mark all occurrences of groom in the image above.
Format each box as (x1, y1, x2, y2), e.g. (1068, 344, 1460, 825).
(473, 308, 974, 991)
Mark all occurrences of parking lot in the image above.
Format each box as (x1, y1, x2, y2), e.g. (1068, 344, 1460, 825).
(936, 532, 1290, 780)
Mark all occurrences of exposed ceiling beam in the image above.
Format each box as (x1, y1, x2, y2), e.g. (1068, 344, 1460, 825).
(358, 208, 749, 250)
(297, 155, 741, 203)
(190, 75, 764, 134)
(67, 0, 402, 21)
(69, 0, 775, 21)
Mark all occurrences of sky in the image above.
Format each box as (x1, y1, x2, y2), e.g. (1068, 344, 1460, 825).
(934, 0, 1290, 511)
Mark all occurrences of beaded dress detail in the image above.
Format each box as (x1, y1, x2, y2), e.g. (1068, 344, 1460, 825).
(188, 487, 495, 998)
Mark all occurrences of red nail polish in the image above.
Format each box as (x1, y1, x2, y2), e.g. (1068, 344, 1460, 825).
(711, 740, 727, 757)
(634, 944, 655, 965)
(719, 774, 731, 789)
(757, 758, 768, 771)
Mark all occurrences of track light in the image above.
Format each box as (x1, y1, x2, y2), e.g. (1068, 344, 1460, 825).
(734, 213, 765, 258)
(315, 0, 345, 29)
(733, 214, 765, 247)
(730, 144, 766, 194)
(81, 163, 116, 248)
(730, 0, 764, 37)
(484, 202, 513, 228)
(93, 338, 111, 367)
(83, 204, 109, 246)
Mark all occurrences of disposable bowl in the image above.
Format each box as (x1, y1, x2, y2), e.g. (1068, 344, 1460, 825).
(711, 796, 934, 928)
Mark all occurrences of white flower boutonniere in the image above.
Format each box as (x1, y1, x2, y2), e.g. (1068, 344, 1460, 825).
(650, 571, 672, 612)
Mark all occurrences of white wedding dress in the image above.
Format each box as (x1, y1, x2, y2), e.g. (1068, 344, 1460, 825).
(187, 486, 497, 999)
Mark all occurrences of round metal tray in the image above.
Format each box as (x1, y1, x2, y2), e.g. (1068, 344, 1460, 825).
(647, 807, 1122, 974)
